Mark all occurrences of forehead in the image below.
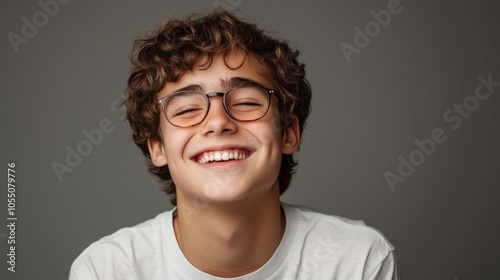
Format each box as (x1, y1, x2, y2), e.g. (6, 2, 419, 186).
(161, 51, 272, 95)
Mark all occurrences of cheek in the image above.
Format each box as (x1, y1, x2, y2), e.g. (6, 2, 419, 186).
(257, 107, 283, 145)
(254, 127, 278, 147)
(267, 106, 283, 135)
(251, 121, 283, 150)
(161, 126, 192, 159)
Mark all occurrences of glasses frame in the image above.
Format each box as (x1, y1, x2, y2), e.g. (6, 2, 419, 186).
(157, 85, 276, 128)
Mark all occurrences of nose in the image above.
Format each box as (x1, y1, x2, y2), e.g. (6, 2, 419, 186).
(199, 96, 237, 135)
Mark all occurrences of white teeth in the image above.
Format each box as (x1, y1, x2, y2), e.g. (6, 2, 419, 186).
(214, 153, 222, 161)
(197, 149, 249, 164)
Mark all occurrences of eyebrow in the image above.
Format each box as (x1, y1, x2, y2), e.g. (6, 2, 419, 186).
(220, 77, 264, 92)
(169, 77, 266, 95)
(169, 84, 203, 94)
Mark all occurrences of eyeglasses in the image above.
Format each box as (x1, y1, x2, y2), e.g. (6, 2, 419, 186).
(158, 82, 276, 128)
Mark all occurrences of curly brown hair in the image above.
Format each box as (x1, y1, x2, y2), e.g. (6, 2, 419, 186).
(125, 9, 312, 205)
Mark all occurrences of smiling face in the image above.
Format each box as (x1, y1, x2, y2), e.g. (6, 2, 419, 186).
(148, 51, 300, 206)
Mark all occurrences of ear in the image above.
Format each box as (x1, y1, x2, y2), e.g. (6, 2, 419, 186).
(148, 138, 168, 167)
(282, 117, 300, 154)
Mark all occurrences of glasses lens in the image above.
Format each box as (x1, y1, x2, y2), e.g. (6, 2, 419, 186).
(226, 86, 270, 121)
(165, 91, 207, 127)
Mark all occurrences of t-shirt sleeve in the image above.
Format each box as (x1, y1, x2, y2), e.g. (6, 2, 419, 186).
(367, 251, 399, 280)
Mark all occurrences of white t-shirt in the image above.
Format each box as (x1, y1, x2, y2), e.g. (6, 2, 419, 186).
(70, 203, 398, 279)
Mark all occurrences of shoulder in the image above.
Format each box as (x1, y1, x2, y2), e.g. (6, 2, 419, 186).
(69, 211, 171, 279)
(282, 203, 397, 279)
(285, 203, 393, 251)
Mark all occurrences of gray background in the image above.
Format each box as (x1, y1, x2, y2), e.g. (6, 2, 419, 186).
(1, 0, 499, 279)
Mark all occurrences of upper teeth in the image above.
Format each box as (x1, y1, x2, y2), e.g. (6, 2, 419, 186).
(197, 149, 249, 164)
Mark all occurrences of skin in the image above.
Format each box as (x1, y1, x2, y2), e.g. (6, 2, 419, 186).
(148, 51, 300, 277)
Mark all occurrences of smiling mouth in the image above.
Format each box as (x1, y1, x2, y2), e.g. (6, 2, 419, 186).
(196, 149, 250, 164)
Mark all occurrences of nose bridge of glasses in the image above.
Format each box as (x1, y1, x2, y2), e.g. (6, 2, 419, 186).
(205, 91, 230, 118)
(205, 92, 226, 99)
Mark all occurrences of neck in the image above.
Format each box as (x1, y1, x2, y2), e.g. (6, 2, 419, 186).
(173, 184, 285, 277)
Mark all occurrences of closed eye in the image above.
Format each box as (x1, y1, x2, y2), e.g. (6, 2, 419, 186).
(172, 106, 204, 117)
(233, 100, 262, 106)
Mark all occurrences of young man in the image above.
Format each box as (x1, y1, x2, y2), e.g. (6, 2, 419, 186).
(70, 10, 398, 279)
